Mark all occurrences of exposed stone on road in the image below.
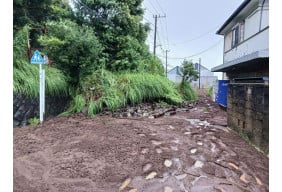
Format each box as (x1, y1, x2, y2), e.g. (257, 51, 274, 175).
(145, 171, 157, 180)
(119, 178, 131, 191)
(164, 159, 172, 167)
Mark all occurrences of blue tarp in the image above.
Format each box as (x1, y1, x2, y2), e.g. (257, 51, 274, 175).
(216, 80, 230, 107)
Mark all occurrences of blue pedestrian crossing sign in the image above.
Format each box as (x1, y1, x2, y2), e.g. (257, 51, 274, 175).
(30, 50, 44, 64)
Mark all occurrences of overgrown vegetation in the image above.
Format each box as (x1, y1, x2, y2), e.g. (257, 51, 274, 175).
(13, 0, 198, 118)
(177, 82, 198, 101)
(64, 70, 183, 116)
(177, 60, 199, 101)
(28, 117, 40, 125)
(13, 26, 68, 98)
(207, 86, 213, 97)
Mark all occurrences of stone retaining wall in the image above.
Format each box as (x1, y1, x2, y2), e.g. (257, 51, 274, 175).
(227, 83, 269, 153)
(13, 93, 70, 127)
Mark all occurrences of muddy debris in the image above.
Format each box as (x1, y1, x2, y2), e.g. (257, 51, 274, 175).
(14, 95, 268, 192)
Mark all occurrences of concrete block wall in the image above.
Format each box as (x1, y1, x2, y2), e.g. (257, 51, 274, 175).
(227, 84, 269, 153)
(13, 93, 70, 128)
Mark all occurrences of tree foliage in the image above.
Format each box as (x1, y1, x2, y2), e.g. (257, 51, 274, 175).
(13, 26, 68, 98)
(72, 0, 158, 72)
(38, 20, 104, 88)
(13, 0, 195, 117)
(180, 60, 199, 83)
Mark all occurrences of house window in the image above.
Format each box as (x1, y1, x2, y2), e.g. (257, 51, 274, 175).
(232, 25, 239, 47)
(231, 21, 245, 48)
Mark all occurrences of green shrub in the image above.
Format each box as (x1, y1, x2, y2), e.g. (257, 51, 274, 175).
(28, 117, 40, 125)
(177, 82, 198, 101)
(64, 70, 185, 116)
(207, 86, 213, 97)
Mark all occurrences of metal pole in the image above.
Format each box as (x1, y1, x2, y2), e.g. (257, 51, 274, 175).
(198, 58, 201, 89)
(39, 63, 43, 123)
(153, 15, 157, 57)
(165, 50, 168, 77)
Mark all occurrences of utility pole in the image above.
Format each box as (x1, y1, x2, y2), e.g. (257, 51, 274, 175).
(153, 14, 166, 57)
(198, 58, 201, 89)
(165, 50, 170, 77)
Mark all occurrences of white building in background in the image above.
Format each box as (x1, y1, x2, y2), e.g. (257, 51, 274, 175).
(167, 64, 218, 89)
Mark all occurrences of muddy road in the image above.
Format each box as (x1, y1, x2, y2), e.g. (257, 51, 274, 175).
(14, 96, 268, 192)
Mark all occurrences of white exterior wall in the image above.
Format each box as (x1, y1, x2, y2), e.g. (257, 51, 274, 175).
(244, 9, 261, 39)
(224, 28, 268, 63)
(223, 2, 269, 64)
(224, 32, 232, 52)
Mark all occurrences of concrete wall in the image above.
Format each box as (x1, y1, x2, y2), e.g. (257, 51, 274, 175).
(227, 83, 269, 153)
(13, 93, 70, 127)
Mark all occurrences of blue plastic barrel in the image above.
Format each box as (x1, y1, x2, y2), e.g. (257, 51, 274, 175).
(216, 80, 230, 107)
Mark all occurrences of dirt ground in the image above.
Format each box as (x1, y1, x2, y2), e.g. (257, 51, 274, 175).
(13, 95, 269, 192)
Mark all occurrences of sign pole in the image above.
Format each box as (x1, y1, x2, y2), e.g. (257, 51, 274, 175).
(30, 50, 47, 124)
(39, 62, 43, 123)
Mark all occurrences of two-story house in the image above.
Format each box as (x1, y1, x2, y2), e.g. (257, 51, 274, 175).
(211, 0, 269, 153)
(167, 64, 217, 90)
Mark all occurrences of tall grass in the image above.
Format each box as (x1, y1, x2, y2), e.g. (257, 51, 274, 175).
(177, 82, 198, 101)
(64, 70, 185, 116)
(13, 59, 68, 98)
(13, 25, 68, 98)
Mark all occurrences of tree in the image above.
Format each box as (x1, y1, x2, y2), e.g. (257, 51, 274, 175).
(38, 20, 104, 89)
(72, 0, 157, 72)
(177, 60, 199, 101)
(180, 60, 199, 83)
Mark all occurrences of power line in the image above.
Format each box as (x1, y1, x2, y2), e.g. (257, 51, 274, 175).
(148, 1, 159, 14)
(153, 14, 166, 56)
(157, 39, 223, 60)
(154, 0, 165, 15)
(171, 24, 221, 45)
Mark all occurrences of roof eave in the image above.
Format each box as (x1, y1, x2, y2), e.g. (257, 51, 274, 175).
(216, 0, 251, 35)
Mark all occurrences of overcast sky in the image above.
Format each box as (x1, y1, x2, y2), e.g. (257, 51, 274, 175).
(142, 0, 244, 79)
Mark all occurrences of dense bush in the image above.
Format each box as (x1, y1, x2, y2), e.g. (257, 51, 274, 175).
(63, 70, 184, 116)
(13, 26, 68, 98)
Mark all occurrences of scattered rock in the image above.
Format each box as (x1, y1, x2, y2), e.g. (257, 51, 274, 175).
(240, 173, 249, 183)
(197, 141, 203, 146)
(151, 140, 162, 145)
(164, 186, 173, 192)
(142, 163, 152, 172)
(129, 189, 138, 192)
(194, 160, 204, 168)
(190, 148, 197, 154)
(156, 148, 162, 154)
(168, 125, 175, 130)
(119, 178, 131, 191)
(228, 162, 239, 170)
(141, 148, 149, 154)
(145, 171, 157, 180)
(255, 176, 263, 185)
(170, 146, 178, 151)
(164, 159, 173, 167)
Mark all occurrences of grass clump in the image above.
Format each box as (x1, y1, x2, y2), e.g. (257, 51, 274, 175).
(207, 86, 213, 97)
(13, 26, 68, 98)
(28, 117, 40, 125)
(177, 82, 198, 101)
(64, 70, 185, 116)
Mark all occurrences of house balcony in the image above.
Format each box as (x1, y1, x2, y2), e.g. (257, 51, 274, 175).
(212, 27, 268, 72)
